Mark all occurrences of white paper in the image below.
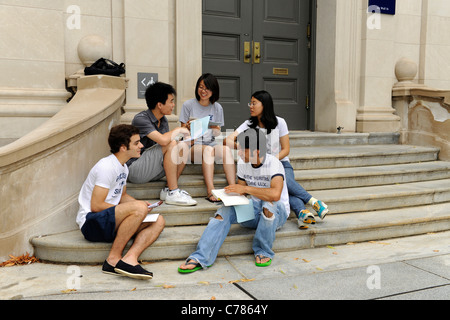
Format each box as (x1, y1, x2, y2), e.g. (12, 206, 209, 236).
(143, 213, 160, 223)
(211, 189, 249, 206)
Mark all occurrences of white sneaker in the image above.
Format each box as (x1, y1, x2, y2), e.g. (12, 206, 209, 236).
(165, 189, 197, 206)
(160, 187, 169, 201)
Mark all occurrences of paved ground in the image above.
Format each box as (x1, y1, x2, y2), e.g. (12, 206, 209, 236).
(1, 231, 448, 309)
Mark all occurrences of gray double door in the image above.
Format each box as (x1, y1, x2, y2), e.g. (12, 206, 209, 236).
(202, 0, 312, 130)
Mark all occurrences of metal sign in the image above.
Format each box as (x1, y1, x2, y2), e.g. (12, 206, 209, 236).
(138, 73, 158, 99)
(368, 0, 396, 15)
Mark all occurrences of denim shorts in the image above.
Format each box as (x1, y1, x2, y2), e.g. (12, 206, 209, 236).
(81, 207, 116, 243)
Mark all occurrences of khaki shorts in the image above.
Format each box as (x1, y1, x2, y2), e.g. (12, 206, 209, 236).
(128, 144, 165, 184)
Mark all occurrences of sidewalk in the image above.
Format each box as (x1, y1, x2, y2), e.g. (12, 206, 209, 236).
(1, 231, 448, 301)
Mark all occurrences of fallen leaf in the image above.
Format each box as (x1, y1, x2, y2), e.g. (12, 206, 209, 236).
(131, 288, 136, 291)
(229, 278, 255, 284)
(293, 284, 298, 289)
(332, 252, 338, 255)
(198, 281, 210, 285)
(61, 289, 77, 294)
(0, 252, 39, 267)
(162, 284, 175, 289)
(326, 246, 335, 250)
(279, 269, 286, 274)
(211, 296, 216, 300)
(433, 250, 440, 252)
(316, 267, 323, 271)
(302, 259, 311, 263)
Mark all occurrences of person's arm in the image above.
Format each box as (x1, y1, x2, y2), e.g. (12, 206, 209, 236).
(276, 135, 290, 160)
(147, 126, 190, 147)
(90, 186, 114, 213)
(224, 175, 284, 203)
(224, 130, 239, 149)
(90, 186, 150, 213)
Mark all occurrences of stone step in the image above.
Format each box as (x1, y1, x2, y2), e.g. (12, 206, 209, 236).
(31, 203, 450, 264)
(132, 179, 450, 227)
(218, 131, 400, 147)
(127, 161, 450, 200)
(178, 144, 439, 176)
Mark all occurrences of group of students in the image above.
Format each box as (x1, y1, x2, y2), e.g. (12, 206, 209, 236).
(75, 73, 329, 280)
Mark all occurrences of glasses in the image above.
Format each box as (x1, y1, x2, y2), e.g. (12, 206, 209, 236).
(198, 86, 211, 92)
(248, 102, 259, 107)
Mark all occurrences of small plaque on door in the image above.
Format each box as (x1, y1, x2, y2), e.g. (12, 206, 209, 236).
(273, 68, 289, 75)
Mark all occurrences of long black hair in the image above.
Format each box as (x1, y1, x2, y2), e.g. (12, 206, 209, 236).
(248, 90, 278, 134)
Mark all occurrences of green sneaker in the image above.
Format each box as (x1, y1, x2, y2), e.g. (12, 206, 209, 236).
(298, 210, 315, 229)
(313, 200, 328, 220)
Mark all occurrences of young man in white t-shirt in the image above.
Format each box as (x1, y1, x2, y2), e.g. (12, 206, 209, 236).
(76, 125, 165, 280)
(178, 128, 289, 273)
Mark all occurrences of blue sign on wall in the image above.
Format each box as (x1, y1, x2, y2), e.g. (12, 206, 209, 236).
(368, 0, 396, 15)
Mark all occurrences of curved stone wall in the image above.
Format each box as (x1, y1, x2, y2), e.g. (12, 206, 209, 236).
(0, 76, 126, 262)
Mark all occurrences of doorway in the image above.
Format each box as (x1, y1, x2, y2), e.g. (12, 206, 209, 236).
(202, 0, 313, 130)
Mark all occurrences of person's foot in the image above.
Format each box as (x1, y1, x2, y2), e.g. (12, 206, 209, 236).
(160, 187, 169, 200)
(102, 260, 121, 276)
(255, 255, 272, 267)
(297, 210, 315, 229)
(165, 189, 197, 206)
(312, 200, 328, 220)
(114, 260, 153, 280)
(178, 259, 205, 274)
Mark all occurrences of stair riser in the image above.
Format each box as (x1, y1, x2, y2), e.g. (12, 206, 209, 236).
(300, 169, 450, 191)
(128, 168, 450, 199)
(290, 152, 438, 170)
(147, 186, 450, 227)
(33, 219, 449, 264)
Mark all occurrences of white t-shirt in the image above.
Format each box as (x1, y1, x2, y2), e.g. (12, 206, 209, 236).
(236, 116, 289, 162)
(237, 154, 290, 217)
(179, 98, 224, 146)
(76, 154, 128, 229)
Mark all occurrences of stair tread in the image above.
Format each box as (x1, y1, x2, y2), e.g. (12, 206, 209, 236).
(31, 203, 450, 263)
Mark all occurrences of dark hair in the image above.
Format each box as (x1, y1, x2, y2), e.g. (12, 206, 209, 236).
(145, 82, 177, 110)
(236, 128, 267, 158)
(108, 124, 140, 154)
(195, 73, 220, 104)
(249, 90, 278, 134)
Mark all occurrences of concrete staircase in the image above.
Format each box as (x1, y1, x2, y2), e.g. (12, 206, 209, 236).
(31, 132, 450, 264)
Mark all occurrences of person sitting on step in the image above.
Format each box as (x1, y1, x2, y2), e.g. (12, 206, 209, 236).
(76, 124, 165, 280)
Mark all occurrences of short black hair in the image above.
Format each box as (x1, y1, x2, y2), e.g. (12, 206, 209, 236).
(195, 73, 220, 104)
(236, 128, 267, 158)
(108, 124, 140, 154)
(145, 82, 177, 110)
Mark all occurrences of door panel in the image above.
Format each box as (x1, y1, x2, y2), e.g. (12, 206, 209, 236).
(202, 0, 311, 130)
(202, 0, 252, 129)
(252, 0, 310, 130)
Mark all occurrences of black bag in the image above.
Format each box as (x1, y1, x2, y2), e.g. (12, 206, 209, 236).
(84, 58, 125, 77)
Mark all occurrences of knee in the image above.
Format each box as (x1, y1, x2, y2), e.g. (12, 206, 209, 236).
(134, 201, 149, 219)
(263, 207, 274, 219)
(156, 215, 166, 232)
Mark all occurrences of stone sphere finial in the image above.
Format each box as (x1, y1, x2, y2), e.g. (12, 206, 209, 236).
(395, 57, 418, 83)
(77, 35, 111, 67)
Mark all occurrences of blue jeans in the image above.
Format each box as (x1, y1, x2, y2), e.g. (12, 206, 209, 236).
(188, 200, 287, 268)
(282, 161, 312, 217)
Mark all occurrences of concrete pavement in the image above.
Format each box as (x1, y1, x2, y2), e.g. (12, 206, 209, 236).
(1, 231, 449, 302)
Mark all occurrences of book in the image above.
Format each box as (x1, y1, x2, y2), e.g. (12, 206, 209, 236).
(234, 199, 255, 223)
(211, 189, 249, 207)
(143, 214, 159, 223)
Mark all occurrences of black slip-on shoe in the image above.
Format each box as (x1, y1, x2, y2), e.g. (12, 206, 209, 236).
(114, 260, 153, 280)
(102, 260, 122, 276)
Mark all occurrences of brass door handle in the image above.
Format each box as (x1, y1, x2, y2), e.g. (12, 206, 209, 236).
(244, 42, 251, 64)
(253, 42, 261, 64)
